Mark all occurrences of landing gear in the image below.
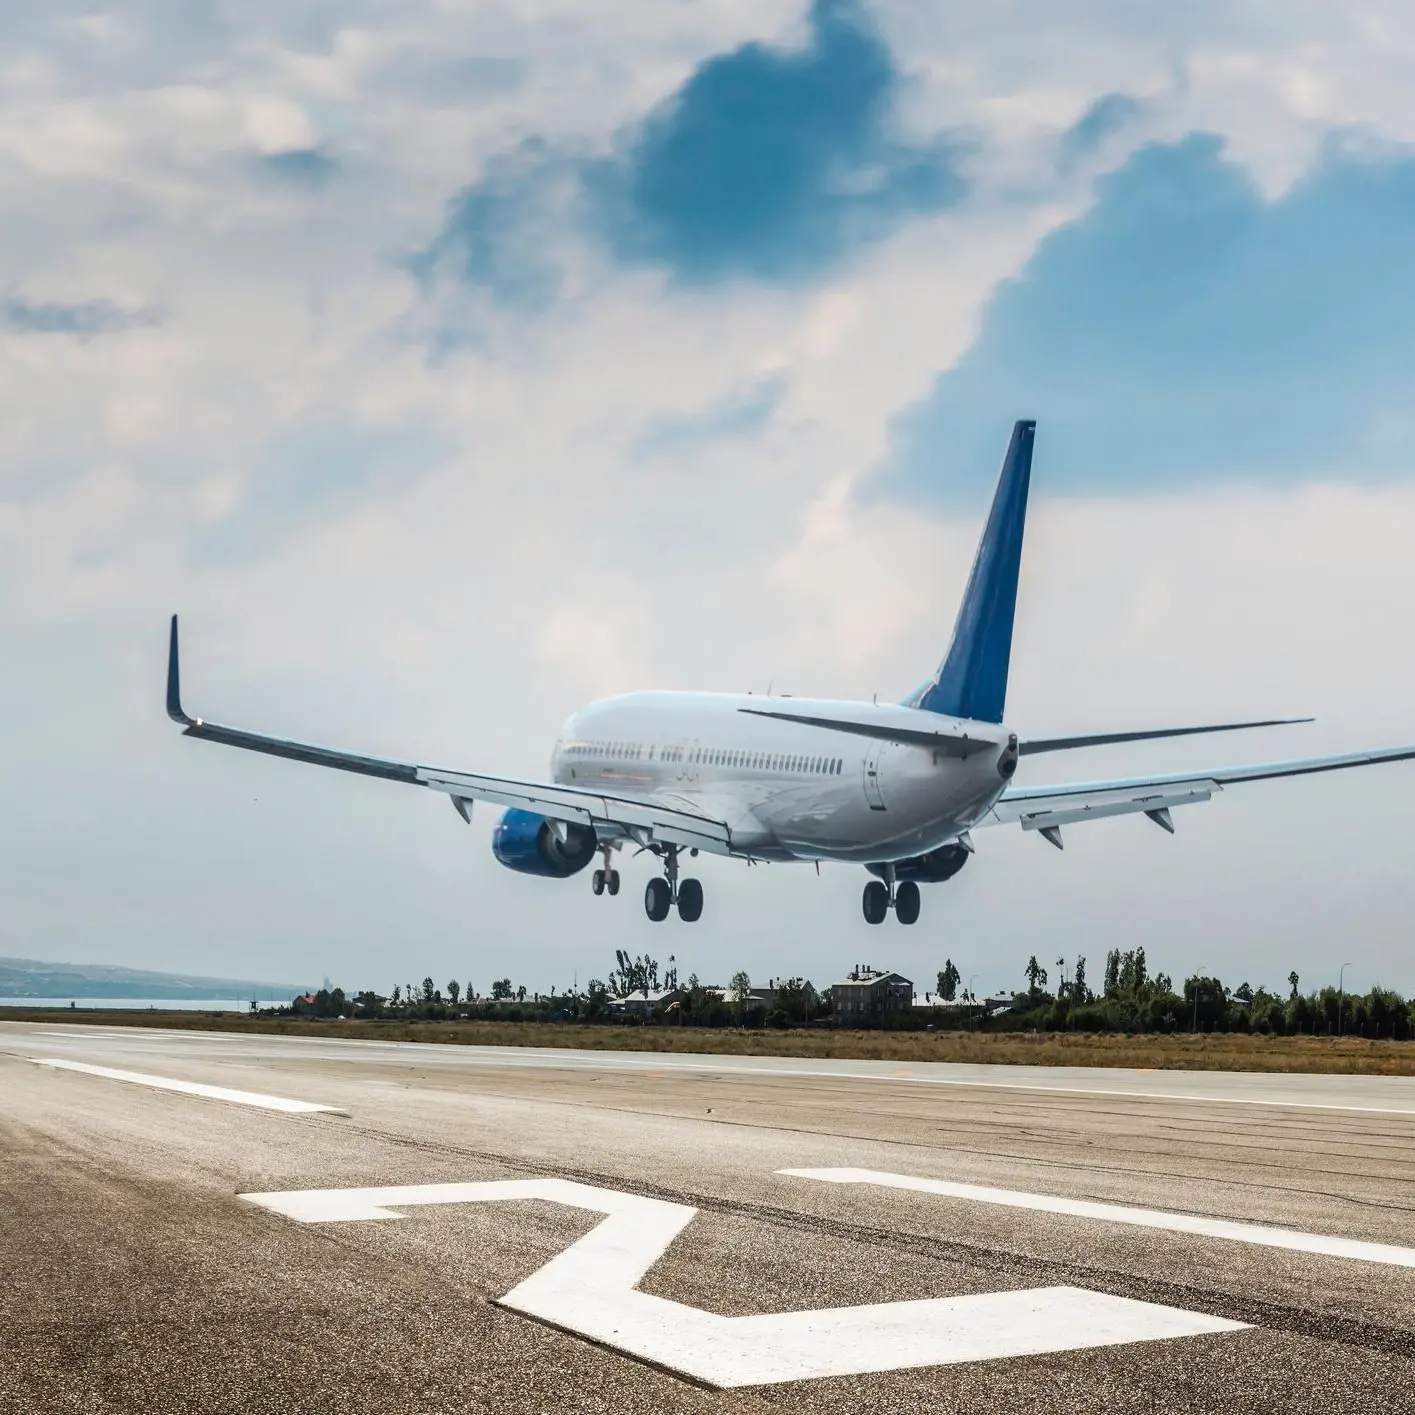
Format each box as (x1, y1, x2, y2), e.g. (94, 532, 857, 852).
(592, 846, 621, 898)
(642, 844, 703, 923)
(862, 880, 889, 925)
(895, 880, 921, 926)
(644, 876, 672, 922)
(862, 867, 921, 925)
(677, 877, 703, 923)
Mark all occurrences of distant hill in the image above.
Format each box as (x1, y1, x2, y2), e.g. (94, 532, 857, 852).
(0, 955, 308, 1000)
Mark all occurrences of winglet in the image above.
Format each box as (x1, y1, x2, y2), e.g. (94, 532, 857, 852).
(166, 614, 195, 726)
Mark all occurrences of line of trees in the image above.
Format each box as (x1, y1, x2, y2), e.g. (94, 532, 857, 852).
(1006, 948, 1415, 1039)
(277, 948, 1415, 1039)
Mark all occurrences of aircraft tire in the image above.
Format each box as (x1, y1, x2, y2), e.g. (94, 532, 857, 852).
(895, 880, 921, 926)
(607, 869, 621, 896)
(591, 869, 605, 896)
(862, 880, 889, 925)
(677, 878, 704, 922)
(644, 877, 672, 922)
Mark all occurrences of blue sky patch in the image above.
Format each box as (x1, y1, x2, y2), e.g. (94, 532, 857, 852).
(592, 0, 964, 283)
(2, 297, 160, 336)
(876, 133, 1415, 507)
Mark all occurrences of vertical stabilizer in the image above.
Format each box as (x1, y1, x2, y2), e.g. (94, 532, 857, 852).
(908, 420, 1034, 724)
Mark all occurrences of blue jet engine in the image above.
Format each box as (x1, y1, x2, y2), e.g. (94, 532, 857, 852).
(866, 842, 971, 884)
(492, 807, 598, 878)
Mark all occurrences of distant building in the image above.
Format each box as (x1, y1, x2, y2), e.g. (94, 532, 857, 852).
(831, 966, 912, 1027)
(291, 992, 319, 1016)
(717, 984, 776, 1016)
(607, 987, 683, 1018)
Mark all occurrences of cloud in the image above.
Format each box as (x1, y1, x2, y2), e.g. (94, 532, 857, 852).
(877, 132, 1415, 506)
(634, 379, 784, 460)
(258, 147, 338, 184)
(592, 0, 965, 283)
(426, 0, 965, 299)
(1, 297, 161, 336)
(1059, 92, 1142, 162)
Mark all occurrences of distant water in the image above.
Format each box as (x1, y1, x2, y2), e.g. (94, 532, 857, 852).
(0, 997, 271, 1012)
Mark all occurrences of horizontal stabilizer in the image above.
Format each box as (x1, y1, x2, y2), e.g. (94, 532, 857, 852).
(738, 707, 995, 757)
(1019, 717, 1311, 756)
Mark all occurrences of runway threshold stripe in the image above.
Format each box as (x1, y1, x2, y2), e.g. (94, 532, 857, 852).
(784, 1168, 1415, 1268)
(31, 1058, 347, 1115)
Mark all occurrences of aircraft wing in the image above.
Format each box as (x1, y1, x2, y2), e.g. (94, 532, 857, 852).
(988, 745, 1415, 845)
(164, 617, 731, 855)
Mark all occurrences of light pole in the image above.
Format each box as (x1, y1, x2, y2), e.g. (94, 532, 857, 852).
(1338, 962, 1353, 1037)
(967, 975, 978, 1031)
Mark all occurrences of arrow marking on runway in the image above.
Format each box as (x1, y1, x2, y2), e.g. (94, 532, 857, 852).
(239, 1177, 1243, 1386)
(784, 1168, 1415, 1268)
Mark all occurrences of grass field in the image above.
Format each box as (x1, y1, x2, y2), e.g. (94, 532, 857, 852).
(6, 1009, 1415, 1075)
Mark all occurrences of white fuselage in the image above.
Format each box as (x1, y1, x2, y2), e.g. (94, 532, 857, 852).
(551, 692, 1013, 863)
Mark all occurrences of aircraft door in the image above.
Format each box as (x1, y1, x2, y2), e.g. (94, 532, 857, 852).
(683, 739, 699, 784)
(863, 742, 887, 811)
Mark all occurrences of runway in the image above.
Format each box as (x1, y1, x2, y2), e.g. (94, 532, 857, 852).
(3, 1021, 1413, 1413)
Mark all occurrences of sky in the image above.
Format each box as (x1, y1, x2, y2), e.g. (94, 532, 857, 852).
(3, 0, 1415, 999)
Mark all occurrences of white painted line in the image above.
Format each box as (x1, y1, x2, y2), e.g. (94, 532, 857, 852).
(783, 1168, 1415, 1269)
(31, 1058, 347, 1115)
(241, 1177, 1242, 1386)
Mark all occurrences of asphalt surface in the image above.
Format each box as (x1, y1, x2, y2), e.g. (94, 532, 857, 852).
(2, 1021, 1414, 1413)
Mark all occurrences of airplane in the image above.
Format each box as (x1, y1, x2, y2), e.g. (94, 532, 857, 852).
(165, 419, 1415, 927)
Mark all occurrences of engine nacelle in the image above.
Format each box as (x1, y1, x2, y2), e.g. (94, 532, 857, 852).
(866, 842, 971, 884)
(492, 808, 597, 878)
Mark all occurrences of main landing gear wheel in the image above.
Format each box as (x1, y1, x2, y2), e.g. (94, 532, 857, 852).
(677, 877, 703, 923)
(592, 869, 606, 896)
(606, 869, 621, 896)
(862, 880, 889, 925)
(644, 876, 672, 922)
(895, 880, 921, 926)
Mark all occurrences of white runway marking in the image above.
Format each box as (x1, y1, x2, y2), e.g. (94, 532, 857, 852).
(241, 1177, 1242, 1387)
(31, 1058, 347, 1115)
(785, 1168, 1415, 1269)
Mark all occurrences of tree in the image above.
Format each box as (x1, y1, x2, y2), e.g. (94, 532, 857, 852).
(1073, 956, 1089, 1004)
(447, 980, 461, 1006)
(516, 985, 527, 1003)
(1104, 950, 1121, 999)
(491, 978, 513, 1001)
(610, 950, 659, 998)
(421, 977, 435, 1004)
(1024, 956, 1048, 995)
(466, 981, 476, 1002)
(665, 954, 679, 991)
(729, 970, 751, 1026)
(1055, 957, 1067, 997)
(773, 978, 817, 1026)
(391, 984, 402, 1006)
(937, 960, 961, 1002)
(1288, 970, 1300, 999)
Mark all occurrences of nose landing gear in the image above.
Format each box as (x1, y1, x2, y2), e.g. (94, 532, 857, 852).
(642, 844, 703, 923)
(862, 865, 921, 926)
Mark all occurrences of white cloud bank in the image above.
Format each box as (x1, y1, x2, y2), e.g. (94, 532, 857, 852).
(1, 0, 1413, 998)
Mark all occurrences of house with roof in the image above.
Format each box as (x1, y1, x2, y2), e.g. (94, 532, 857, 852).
(830, 966, 913, 1027)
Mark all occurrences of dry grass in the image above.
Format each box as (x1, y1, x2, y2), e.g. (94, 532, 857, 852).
(7, 1009, 1415, 1075)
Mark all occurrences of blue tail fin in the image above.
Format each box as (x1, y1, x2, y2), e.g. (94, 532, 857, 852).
(907, 419, 1035, 724)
